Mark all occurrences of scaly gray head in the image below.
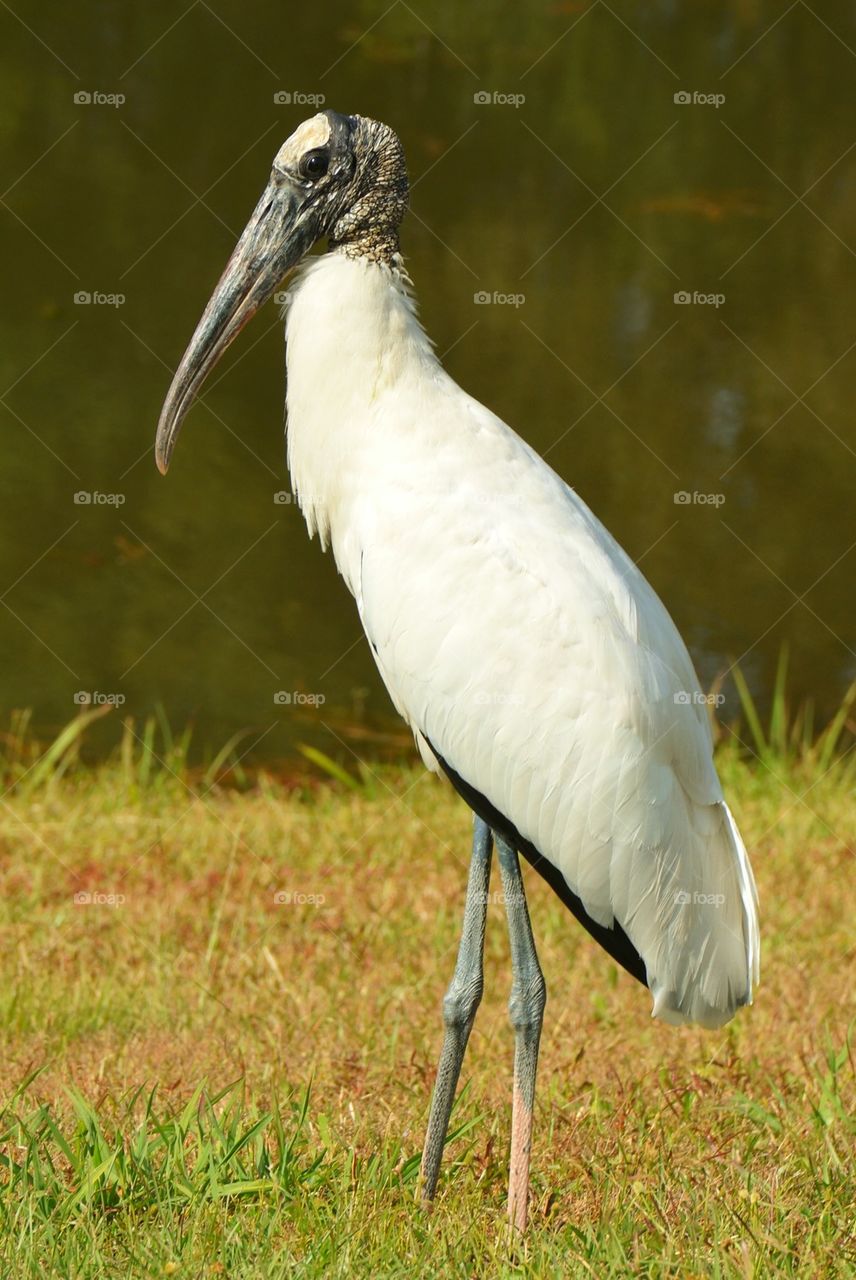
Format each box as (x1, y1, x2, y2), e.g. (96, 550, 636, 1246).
(154, 111, 408, 473)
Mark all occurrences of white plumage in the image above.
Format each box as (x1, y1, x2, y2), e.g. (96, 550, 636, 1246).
(155, 109, 762, 1227)
(284, 251, 760, 1029)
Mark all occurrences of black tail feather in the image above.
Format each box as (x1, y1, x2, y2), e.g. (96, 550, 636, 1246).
(429, 744, 648, 987)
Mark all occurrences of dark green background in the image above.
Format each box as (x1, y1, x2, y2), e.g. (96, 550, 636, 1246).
(2, 0, 854, 762)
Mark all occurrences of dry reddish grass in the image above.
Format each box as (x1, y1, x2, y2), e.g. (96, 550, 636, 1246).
(0, 754, 853, 1274)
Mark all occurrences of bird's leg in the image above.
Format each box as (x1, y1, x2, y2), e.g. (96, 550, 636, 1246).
(419, 816, 493, 1206)
(496, 835, 547, 1233)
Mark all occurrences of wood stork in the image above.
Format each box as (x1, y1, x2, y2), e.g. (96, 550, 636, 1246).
(155, 110, 760, 1230)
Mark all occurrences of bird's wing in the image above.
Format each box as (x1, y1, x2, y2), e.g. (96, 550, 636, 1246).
(352, 388, 759, 1029)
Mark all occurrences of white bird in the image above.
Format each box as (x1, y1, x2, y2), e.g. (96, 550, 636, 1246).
(155, 110, 760, 1231)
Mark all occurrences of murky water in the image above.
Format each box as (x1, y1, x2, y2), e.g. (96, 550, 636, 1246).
(2, 1, 854, 762)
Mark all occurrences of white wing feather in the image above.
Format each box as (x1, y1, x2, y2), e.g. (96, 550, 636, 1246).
(285, 254, 760, 1029)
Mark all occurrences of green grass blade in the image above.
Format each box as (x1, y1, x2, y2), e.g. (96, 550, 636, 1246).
(297, 745, 361, 790)
(19, 706, 111, 794)
(731, 664, 769, 760)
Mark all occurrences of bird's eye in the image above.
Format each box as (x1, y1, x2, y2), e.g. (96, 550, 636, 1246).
(299, 150, 329, 181)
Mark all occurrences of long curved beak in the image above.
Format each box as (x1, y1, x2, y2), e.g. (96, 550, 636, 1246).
(155, 176, 316, 474)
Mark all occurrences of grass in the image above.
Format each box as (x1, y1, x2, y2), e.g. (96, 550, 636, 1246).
(0, 691, 854, 1278)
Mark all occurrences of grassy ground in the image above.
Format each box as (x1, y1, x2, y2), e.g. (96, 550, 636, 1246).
(0, 709, 853, 1277)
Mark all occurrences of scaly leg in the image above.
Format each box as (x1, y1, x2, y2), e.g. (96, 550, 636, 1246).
(419, 816, 493, 1204)
(496, 835, 547, 1232)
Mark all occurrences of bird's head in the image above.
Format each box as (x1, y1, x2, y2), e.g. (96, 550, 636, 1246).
(154, 111, 408, 474)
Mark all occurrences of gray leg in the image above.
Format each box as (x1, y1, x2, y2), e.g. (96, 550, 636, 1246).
(496, 835, 547, 1232)
(419, 816, 493, 1205)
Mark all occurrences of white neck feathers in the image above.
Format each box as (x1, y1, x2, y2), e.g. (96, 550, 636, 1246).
(284, 253, 436, 574)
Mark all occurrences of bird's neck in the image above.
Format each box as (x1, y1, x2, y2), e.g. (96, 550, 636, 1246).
(328, 229, 401, 266)
(284, 251, 437, 579)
